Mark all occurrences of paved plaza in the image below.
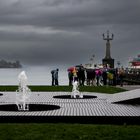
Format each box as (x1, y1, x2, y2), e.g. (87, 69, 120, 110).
(0, 89, 140, 124)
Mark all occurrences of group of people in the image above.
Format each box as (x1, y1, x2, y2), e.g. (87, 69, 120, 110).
(86, 68, 125, 86)
(68, 65, 85, 86)
(67, 66, 125, 87)
(51, 66, 125, 87)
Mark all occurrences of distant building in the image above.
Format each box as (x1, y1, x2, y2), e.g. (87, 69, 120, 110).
(129, 55, 140, 69)
(0, 60, 22, 68)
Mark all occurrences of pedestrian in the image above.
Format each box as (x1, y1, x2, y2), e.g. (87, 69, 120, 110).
(119, 68, 125, 87)
(96, 69, 102, 86)
(113, 69, 117, 86)
(86, 69, 91, 85)
(72, 67, 78, 82)
(102, 70, 107, 86)
(54, 69, 59, 86)
(51, 69, 55, 86)
(77, 66, 85, 86)
(107, 71, 113, 85)
(51, 69, 59, 86)
(68, 71, 73, 86)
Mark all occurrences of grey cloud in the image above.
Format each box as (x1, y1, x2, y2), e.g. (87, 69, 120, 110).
(0, 0, 139, 67)
(1, 0, 140, 27)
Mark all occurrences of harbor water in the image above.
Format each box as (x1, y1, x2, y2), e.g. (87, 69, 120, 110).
(0, 66, 68, 85)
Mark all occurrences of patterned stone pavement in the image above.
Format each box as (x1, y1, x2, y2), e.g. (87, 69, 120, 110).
(0, 90, 140, 123)
(107, 89, 140, 103)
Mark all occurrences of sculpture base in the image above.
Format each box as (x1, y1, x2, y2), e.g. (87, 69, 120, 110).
(53, 95, 97, 99)
(0, 104, 60, 111)
(102, 58, 114, 68)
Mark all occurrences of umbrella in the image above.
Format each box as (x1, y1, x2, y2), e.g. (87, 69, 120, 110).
(95, 69, 102, 75)
(67, 67, 75, 72)
(95, 69, 99, 74)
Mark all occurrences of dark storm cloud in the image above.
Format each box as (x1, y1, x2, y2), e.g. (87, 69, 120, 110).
(0, 0, 140, 66)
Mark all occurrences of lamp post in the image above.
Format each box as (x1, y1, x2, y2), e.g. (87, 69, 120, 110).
(90, 54, 95, 67)
(117, 61, 121, 68)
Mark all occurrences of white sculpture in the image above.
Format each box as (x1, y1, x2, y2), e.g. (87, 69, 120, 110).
(71, 81, 83, 98)
(16, 71, 31, 111)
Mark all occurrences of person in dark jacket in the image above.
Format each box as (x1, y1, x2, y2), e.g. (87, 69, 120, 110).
(77, 67, 85, 86)
(54, 69, 59, 86)
(102, 70, 107, 86)
(51, 70, 55, 86)
(119, 68, 125, 87)
(51, 69, 59, 86)
(68, 71, 73, 86)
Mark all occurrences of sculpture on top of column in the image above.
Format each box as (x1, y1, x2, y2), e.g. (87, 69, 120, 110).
(102, 30, 115, 68)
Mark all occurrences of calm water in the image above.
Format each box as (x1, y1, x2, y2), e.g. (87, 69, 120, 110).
(0, 66, 68, 85)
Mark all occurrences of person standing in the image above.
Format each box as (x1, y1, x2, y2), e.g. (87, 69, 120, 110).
(77, 67, 85, 86)
(51, 70, 55, 86)
(119, 68, 125, 87)
(51, 69, 59, 86)
(96, 70, 102, 86)
(102, 70, 107, 86)
(72, 67, 78, 82)
(54, 69, 59, 86)
(68, 71, 73, 86)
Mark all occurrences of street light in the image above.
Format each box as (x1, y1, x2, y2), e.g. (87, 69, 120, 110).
(90, 54, 95, 67)
(117, 61, 121, 68)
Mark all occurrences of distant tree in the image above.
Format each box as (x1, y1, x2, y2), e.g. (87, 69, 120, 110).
(0, 59, 22, 68)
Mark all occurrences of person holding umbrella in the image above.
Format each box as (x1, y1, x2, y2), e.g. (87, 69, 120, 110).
(67, 67, 74, 86)
(68, 71, 73, 86)
(67, 66, 78, 85)
(72, 67, 78, 82)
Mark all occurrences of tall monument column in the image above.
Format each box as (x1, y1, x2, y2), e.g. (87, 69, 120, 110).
(102, 30, 114, 68)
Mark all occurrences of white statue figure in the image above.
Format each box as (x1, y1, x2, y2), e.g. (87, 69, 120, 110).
(16, 71, 31, 111)
(71, 81, 83, 98)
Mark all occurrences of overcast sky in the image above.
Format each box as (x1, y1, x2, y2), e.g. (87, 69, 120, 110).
(0, 0, 140, 67)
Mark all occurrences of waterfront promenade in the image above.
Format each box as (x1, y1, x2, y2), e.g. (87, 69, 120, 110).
(0, 89, 140, 124)
(117, 85, 140, 90)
